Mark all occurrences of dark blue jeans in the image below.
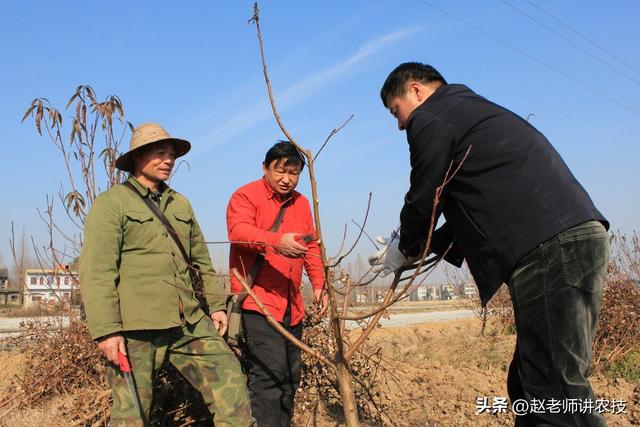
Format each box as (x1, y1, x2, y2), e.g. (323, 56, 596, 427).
(507, 221, 609, 427)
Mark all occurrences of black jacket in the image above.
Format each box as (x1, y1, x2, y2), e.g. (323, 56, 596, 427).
(400, 84, 607, 304)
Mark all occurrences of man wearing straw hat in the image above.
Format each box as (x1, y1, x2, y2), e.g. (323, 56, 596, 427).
(80, 123, 255, 426)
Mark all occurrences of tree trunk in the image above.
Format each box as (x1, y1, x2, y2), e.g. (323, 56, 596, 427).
(335, 357, 360, 426)
(480, 306, 487, 336)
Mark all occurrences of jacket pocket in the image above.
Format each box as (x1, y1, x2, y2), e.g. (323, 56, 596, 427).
(172, 211, 193, 223)
(125, 211, 154, 223)
(171, 211, 193, 244)
(123, 211, 156, 246)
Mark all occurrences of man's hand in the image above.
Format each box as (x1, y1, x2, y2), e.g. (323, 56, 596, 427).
(97, 333, 126, 365)
(276, 233, 308, 258)
(368, 232, 417, 277)
(210, 311, 228, 337)
(313, 288, 329, 316)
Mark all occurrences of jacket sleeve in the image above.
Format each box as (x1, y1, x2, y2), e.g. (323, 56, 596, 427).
(79, 194, 123, 340)
(227, 190, 284, 253)
(189, 205, 227, 314)
(300, 198, 325, 291)
(399, 110, 456, 257)
(431, 222, 464, 267)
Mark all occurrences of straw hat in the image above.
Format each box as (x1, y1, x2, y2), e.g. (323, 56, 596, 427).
(115, 123, 191, 172)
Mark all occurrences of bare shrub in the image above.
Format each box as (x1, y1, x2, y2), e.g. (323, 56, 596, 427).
(2, 318, 220, 425)
(13, 320, 105, 400)
(593, 232, 640, 368)
(471, 284, 514, 336)
(1, 319, 107, 423)
(487, 285, 515, 335)
(294, 315, 390, 426)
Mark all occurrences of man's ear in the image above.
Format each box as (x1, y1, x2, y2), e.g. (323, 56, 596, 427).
(414, 81, 440, 103)
(406, 81, 420, 99)
(262, 161, 268, 174)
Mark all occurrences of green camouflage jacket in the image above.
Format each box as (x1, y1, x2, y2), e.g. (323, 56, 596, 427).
(80, 176, 226, 340)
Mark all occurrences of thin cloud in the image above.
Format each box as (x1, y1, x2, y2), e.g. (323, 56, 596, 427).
(195, 27, 421, 153)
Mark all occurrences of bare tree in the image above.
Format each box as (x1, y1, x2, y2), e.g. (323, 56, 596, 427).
(8, 223, 35, 305)
(235, 4, 470, 425)
(21, 86, 131, 311)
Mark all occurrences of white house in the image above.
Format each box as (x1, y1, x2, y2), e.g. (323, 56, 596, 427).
(0, 268, 20, 305)
(441, 283, 455, 300)
(415, 285, 428, 301)
(463, 282, 477, 299)
(24, 266, 77, 306)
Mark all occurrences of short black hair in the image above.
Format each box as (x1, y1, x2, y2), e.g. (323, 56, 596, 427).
(264, 140, 305, 171)
(380, 62, 447, 107)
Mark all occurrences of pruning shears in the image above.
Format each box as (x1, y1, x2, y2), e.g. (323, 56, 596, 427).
(118, 352, 147, 426)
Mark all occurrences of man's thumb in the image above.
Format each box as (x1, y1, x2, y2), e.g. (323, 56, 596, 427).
(118, 338, 127, 356)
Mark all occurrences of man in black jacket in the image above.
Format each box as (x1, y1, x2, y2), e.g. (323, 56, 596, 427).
(369, 62, 609, 426)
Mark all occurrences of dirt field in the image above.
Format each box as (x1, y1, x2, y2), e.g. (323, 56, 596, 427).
(1, 317, 638, 426)
(306, 318, 640, 426)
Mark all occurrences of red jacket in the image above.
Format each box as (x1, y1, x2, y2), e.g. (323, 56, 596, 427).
(227, 178, 325, 325)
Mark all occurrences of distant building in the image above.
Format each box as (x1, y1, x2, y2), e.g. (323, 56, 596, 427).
(412, 285, 444, 301)
(24, 266, 77, 306)
(416, 286, 427, 300)
(441, 284, 455, 300)
(355, 293, 368, 304)
(0, 268, 20, 305)
(413, 283, 472, 301)
(463, 282, 477, 299)
(426, 285, 440, 300)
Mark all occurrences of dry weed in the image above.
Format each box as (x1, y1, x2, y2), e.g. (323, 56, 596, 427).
(593, 232, 640, 369)
(0, 318, 108, 424)
(0, 318, 227, 426)
(593, 273, 640, 367)
(293, 315, 390, 426)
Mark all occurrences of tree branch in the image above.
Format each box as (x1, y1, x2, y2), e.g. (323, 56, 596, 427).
(231, 268, 334, 367)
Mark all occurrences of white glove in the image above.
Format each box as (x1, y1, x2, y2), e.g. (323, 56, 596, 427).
(367, 232, 416, 278)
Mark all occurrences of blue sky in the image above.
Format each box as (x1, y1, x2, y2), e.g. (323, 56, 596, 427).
(1, 1, 638, 278)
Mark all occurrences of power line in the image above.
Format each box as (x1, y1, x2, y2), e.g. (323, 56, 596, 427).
(416, 0, 639, 115)
(500, 0, 640, 88)
(525, 0, 640, 77)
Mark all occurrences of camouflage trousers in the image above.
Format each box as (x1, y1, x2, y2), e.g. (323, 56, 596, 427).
(107, 316, 255, 426)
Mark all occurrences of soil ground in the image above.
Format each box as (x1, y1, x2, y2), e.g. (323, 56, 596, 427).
(303, 318, 640, 426)
(1, 316, 638, 426)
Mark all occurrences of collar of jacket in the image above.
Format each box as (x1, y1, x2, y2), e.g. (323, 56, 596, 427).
(127, 175, 171, 198)
(260, 176, 298, 205)
(407, 83, 472, 127)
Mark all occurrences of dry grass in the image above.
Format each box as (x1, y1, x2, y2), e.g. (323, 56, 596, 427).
(0, 304, 65, 318)
(0, 350, 25, 390)
(293, 316, 390, 426)
(373, 319, 638, 426)
(299, 318, 639, 426)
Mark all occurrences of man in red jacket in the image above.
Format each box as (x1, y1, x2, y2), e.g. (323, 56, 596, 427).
(227, 141, 328, 427)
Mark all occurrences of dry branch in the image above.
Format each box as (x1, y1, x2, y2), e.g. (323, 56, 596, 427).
(313, 114, 354, 161)
(231, 268, 333, 366)
(328, 193, 373, 268)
